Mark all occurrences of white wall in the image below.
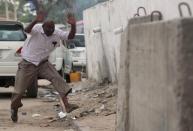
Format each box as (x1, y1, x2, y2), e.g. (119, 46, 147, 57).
(83, 0, 193, 82)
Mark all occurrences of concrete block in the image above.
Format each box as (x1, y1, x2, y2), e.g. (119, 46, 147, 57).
(117, 18, 193, 131)
(116, 26, 130, 131)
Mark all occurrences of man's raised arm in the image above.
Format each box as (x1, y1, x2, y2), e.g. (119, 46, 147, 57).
(24, 11, 45, 33)
(67, 14, 76, 40)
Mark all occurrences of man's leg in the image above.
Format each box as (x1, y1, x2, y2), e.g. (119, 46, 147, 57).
(11, 60, 37, 122)
(38, 61, 78, 113)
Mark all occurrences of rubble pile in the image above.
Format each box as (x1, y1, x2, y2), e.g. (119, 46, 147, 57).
(39, 79, 117, 120)
(67, 79, 117, 118)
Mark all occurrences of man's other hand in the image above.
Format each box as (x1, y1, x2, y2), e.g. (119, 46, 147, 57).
(36, 11, 45, 22)
(67, 14, 76, 25)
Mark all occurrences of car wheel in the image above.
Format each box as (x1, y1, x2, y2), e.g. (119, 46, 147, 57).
(26, 79, 38, 98)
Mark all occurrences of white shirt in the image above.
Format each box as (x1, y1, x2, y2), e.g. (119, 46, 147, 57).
(21, 24, 68, 66)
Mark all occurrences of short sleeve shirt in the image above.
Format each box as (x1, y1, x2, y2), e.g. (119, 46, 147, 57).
(21, 24, 68, 65)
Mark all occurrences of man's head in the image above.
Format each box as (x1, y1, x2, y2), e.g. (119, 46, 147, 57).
(42, 20, 55, 36)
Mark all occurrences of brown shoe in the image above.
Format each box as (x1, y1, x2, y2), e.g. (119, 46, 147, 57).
(11, 108, 18, 123)
(66, 104, 79, 113)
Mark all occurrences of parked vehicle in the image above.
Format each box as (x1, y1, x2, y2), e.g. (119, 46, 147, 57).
(64, 34, 86, 72)
(0, 21, 65, 97)
(69, 34, 86, 68)
(0, 21, 29, 94)
(49, 24, 86, 82)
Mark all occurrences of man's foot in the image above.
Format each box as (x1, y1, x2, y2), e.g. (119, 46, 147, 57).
(66, 104, 79, 113)
(11, 108, 18, 123)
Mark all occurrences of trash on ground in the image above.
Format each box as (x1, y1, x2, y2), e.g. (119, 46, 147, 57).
(32, 113, 41, 118)
(71, 116, 76, 120)
(58, 111, 67, 119)
(100, 104, 105, 110)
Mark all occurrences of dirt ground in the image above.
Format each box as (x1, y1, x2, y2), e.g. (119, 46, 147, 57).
(0, 79, 117, 131)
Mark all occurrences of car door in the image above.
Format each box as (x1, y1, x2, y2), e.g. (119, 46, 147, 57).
(0, 23, 26, 76)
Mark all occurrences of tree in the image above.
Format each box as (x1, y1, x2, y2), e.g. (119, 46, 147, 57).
(17, 0, 107, 23)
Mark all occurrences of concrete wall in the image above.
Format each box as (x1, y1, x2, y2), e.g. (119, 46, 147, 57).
(84, 1, 124, 82)
(83, 0, 193, 82)
(84, 4, 111, 82)
(83, 0, 193, 131)
(117, 18, 193, 131)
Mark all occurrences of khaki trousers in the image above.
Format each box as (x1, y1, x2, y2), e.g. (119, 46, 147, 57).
(11, 59, 71, 109)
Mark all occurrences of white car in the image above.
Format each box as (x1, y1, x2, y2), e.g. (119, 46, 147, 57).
(0, 21, 65, 97)
(65, 34, 86, 72)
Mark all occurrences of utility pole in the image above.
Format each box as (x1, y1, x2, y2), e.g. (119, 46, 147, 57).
(14, 1, 18, 20)
(14, 7, 17, 20)
(5, 0, 9, 20)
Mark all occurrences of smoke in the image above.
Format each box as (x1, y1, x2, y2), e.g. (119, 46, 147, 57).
(28, 0, 75, 14)
(29, 0, 75, 11)
(28, 0, 49, 18)
(26, 0, 76, 22)
(61, 0, 76, 16)
(28, 0, 39, 11)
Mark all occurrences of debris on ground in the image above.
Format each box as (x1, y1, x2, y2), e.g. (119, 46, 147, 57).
(0, 79, 116, 131)
(32, 113, 41, 118)
(38, 79, 117, 119)
(58, 111, 67, 119)
(34, 79, 117, 130)
(66, 79, 117, 119)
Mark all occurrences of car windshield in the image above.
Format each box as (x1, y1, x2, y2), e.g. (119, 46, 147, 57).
(67, 39, 85, 48)
(0, 25, 26, 41)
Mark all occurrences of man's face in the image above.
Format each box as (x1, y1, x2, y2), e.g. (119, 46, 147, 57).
(42, 21, 55, 36)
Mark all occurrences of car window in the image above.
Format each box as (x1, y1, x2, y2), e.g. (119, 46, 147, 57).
(0, 25, 26, 41)
(74, 35, 85, 43)
(73, 35, 85, 47)
(67, 39, 85, 48)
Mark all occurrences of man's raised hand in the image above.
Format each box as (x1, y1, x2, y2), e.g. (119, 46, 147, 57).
(36, 11, 45, 22)
(67, 13, 76, 25)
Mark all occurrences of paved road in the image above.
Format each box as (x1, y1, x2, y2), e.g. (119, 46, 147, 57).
(0, 79, 116, 131)
(0, 85, 74, 131)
